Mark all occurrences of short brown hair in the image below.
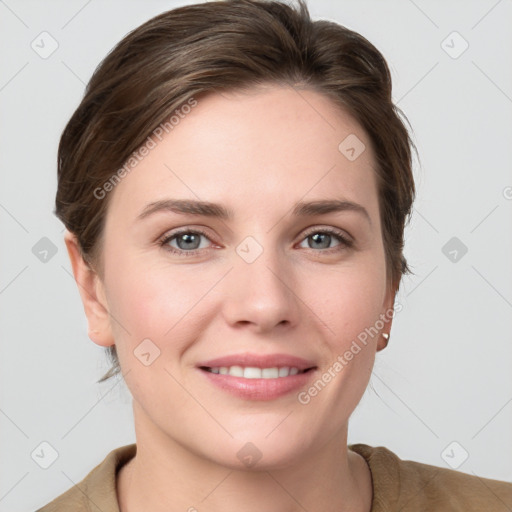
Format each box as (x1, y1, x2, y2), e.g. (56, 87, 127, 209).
(55, 0, 417, 383)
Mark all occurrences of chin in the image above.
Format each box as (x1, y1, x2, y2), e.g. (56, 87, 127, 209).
(200, 427, 319, 472)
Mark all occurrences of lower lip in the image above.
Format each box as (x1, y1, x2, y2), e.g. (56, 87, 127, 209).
(198, 368, 316, 401)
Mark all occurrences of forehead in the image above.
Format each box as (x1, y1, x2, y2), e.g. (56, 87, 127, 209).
(106, 84, 378, 223)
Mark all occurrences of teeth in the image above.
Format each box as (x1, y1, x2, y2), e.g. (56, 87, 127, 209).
(278, 366, 290, 377)
(262, 367, 279, 379)
(243, 367, 262, 379)
(229, 365, 244, 377)
(207, 366, 305, 378)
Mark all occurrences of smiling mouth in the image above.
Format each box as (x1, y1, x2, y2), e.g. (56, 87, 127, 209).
(199, 366, 316, 379)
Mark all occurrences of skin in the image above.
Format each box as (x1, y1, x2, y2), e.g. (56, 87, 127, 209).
(65, 83, 396, 512)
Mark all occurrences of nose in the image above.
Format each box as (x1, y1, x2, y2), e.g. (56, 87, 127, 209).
(221, 243, 301, 334)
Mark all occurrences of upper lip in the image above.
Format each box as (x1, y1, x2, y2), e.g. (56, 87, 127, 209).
(197, 352, 317, 371)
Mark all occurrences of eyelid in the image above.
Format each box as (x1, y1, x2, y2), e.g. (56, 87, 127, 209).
(158, 227, 217, 254)
(296, 226, 354, 252)
(299, 225, 353, 244)
(158, 224, 354, 256)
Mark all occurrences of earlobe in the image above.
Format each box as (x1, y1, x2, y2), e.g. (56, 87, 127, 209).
(376, 332, 390, 352)
(377, 285, 395, 352)
(63, 230, 115, 347)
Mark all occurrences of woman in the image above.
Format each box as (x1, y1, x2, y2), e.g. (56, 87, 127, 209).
(38, 0, 512, 510)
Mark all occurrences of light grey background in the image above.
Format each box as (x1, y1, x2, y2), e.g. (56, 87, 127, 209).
(1, 0, 511, 510)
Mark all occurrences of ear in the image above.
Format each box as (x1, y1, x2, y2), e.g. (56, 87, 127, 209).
(64, 230, 115, 347)
(376, 282, 396, 352)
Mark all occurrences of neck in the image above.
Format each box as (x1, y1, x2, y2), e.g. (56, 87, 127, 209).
(117, 402, 373, 512)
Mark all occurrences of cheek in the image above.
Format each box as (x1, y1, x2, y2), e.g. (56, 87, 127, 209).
(308, 256, 388, 344)
(104, 252, 219, 359)
(331, 264, 387, 373)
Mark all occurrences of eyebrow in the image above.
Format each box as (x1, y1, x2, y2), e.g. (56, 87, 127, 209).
(137, 198, 371, 225)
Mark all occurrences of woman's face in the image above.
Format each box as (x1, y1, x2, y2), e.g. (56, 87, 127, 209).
(80, 84, 395, 469)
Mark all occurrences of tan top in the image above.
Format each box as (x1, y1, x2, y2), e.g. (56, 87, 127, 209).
(36, 442, 512, 511)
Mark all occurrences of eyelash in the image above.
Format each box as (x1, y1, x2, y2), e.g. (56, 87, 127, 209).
(158, 227, 353, 257)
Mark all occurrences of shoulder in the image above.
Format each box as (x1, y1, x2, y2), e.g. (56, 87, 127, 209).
(349, 443, 512, 512)
(35, 443, 136, 512)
